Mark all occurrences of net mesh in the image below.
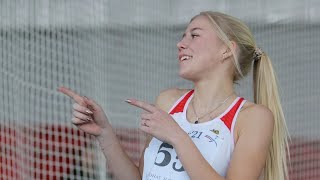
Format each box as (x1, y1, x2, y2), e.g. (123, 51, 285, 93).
(1, 0, 320, 179)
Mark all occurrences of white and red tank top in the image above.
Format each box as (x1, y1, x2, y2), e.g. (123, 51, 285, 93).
(142, 90, 246, 180)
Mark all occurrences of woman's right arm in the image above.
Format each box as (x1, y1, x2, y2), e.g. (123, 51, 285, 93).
(58, 87, 141, 180)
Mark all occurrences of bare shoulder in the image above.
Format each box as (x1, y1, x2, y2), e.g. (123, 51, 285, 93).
(235, 101, 274, 142)
(155, 88, 191, 112)
(240, 101, 274, 121)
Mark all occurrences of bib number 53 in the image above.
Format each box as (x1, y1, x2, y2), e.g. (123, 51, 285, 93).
(154, 142, 184, 172)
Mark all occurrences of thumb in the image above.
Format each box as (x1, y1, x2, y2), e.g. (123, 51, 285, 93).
(83, 96, 100, 112)
(83, 96, 108, 127)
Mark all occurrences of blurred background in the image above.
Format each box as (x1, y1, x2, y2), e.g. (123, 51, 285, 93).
(0, 0, 319, 179)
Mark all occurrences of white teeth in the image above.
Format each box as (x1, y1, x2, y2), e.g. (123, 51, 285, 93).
(180, 55, 192, 61)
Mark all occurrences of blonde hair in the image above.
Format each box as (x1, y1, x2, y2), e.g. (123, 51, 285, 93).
(193, 11, 290, 179)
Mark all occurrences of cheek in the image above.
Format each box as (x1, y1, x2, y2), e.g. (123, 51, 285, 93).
(191, 37, 222, 63)
(199, 44, 221, 63)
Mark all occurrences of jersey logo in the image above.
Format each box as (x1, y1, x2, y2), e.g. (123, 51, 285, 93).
(210, 129, 220, 135)
(204, 135, 218, 146)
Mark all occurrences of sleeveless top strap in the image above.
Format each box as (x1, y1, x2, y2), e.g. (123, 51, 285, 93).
(169, 90, 194, 115)
(220, 97, 245, 131)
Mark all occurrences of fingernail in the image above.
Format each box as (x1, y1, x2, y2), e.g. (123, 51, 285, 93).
(86, 117, 93, 121)
(86, 110, 93, 114)
(125, 99, 132, 103)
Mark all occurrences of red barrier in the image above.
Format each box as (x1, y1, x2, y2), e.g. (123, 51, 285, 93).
(0, 125, 319, 179)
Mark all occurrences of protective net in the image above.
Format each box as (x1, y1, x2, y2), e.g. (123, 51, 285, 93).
(0, 0, 320, 179)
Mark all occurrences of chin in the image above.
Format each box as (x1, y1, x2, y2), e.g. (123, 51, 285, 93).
(179, 70, 197, 81)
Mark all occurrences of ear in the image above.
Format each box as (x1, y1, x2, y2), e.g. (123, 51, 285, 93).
(221, 41, 237, 62)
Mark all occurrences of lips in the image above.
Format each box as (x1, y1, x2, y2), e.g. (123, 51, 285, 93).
(179, 54, 193, 61)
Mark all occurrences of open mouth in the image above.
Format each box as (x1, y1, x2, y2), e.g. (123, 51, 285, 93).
(180, 55, 193, 61)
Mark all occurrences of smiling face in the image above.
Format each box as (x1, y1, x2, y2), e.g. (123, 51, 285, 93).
(177, 15, 229, 81)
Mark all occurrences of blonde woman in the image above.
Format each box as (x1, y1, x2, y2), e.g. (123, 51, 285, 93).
(59, 11, 289, 180)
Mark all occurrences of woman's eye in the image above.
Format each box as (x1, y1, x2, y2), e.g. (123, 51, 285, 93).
(191, 34, 199, 38)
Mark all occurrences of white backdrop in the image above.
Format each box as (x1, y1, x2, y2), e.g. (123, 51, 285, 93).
(1, 0, 319, 179)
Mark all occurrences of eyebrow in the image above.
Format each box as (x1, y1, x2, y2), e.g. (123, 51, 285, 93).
(182, 27, 204, 38)
(190, 27, 203, 32)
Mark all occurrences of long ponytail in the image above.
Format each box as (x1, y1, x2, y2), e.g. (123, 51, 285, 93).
(197, 11, 290, 180)
(253, 53, 290, 180)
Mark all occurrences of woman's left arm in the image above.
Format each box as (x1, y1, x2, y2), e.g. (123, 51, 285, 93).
(127, 99, 274, 180)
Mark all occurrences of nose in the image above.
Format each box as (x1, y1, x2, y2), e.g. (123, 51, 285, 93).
(177, 39, 187, 51)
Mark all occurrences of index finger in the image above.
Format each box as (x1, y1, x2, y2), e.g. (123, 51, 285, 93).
(126, 99, 157, 113)
(57, 86, 85, 105)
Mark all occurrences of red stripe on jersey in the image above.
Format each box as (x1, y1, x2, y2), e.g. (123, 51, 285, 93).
(169, 90, 194, 115)
(221, 97, 244, 131)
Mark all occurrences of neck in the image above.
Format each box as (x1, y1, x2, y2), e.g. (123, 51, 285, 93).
(192, 74, 235, 114)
